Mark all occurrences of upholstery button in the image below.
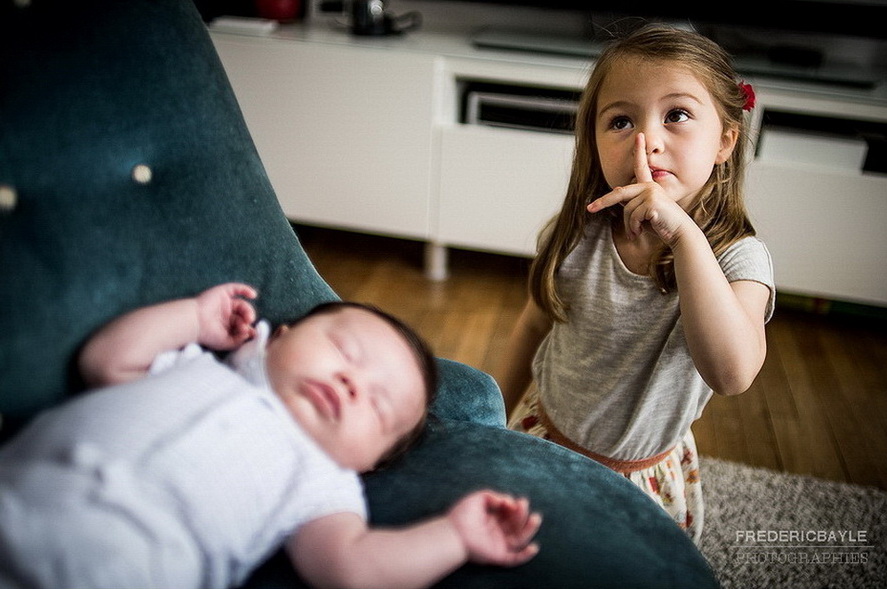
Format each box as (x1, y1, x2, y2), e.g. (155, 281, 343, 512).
(0, 185, 17, 212)
(131, 164, 153, 185)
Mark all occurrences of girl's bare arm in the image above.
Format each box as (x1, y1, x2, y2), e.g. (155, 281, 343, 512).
(671, 228, 770, 395)
(495, 298, 553, 417)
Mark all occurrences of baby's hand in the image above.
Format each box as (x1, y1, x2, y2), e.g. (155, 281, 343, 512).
(195, 283, 257, 350)
(448, 490, 542, 567)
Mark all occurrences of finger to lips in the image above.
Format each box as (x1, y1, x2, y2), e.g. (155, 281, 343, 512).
(622, 134, 654, 238)
(634, 133, 653, 183)
(589, 134, 653, 213)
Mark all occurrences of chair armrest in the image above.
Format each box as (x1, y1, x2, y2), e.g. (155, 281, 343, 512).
(431, 359, 506, 428)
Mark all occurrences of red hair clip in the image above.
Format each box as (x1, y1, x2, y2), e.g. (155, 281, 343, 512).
(739, 82, 756, 111)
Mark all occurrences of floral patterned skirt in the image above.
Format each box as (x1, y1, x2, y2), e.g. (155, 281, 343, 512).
(508, 387, 704, 544)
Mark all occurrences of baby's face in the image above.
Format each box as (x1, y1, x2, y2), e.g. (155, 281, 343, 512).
(265, 307, 426, 472)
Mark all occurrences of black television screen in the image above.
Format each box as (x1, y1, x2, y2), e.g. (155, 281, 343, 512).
(429, 0, 887, 40)
(412, 0, 885, 87)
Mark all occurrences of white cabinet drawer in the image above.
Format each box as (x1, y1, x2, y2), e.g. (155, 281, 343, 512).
(437, 125, 572, 256)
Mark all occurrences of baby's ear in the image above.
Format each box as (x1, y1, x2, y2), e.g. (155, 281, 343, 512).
(271, 324, 290, 339)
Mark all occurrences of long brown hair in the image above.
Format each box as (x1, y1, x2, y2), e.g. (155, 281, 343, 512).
(530, 24, 756, 322)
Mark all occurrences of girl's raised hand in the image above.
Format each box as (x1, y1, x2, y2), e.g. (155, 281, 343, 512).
(587, 134, 693, 246)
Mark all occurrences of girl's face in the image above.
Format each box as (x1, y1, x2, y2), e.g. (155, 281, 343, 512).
(266, 307, 426, 473)
(594, 57, 738, 209)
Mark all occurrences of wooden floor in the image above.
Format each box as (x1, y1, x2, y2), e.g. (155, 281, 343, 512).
(297, 225, 887, 490)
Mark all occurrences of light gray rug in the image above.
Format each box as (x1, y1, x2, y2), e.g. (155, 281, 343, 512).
(699, 456, 886, 588)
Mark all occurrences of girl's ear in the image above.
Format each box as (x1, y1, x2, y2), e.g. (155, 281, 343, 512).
(272, 324, 290, 340)
(716, 123, 740, 164)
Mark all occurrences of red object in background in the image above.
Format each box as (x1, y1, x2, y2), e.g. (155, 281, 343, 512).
(739, 82, 756, 111)
(255, 0, 301, 21)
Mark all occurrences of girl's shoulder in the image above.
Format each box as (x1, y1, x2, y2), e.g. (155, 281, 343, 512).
(718, 236, 776, 319)
(717, 235, 773, 271)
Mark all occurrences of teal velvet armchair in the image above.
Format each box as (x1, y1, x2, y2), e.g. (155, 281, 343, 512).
(0, 1, 718, 586)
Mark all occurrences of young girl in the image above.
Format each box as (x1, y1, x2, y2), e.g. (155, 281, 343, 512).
(496, 24, 775, 544)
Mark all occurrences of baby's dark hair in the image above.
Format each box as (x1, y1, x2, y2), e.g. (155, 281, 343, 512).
(294, 301, 438, 469)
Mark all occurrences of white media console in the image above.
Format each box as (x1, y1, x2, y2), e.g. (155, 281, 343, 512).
(210, 20, 887, 307)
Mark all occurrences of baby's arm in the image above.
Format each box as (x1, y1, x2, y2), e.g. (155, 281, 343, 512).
(288, 490, 541, 589)
(79, 283, 257, 387)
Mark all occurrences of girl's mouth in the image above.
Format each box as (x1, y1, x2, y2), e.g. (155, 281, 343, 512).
(628, 168, 671, 185)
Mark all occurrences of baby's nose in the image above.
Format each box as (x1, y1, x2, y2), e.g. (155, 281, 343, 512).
(337, 373, 359, 400)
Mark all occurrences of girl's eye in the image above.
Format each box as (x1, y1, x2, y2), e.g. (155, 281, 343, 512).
(609, 116, 632, 131)
(665, 109, 690, 124)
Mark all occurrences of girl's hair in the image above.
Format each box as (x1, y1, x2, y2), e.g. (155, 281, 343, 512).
(530, 23, 756, 322)
(292, 301, 438, 470)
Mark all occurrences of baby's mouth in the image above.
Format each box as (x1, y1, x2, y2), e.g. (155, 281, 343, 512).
(302, 380, 342, 420)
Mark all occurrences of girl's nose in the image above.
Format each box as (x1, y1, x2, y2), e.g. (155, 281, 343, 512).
(639, 126, 664, 154)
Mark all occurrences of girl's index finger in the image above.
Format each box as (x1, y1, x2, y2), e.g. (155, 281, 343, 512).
(587, 134, 653, 213)
(634, 133, 653, 184)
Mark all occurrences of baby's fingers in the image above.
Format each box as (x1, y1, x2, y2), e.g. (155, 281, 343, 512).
(217, 282, 258, 302)
(504, 541, 540, 566)
(229, 298, 257, 339)
(511, 511, 542, 544)
(233, 297, 257, 323)
(505, 511, 542, 564)
(497, 498, 541, 544)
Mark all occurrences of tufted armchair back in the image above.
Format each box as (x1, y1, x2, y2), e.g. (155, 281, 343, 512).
(0, 0, 341, 423)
